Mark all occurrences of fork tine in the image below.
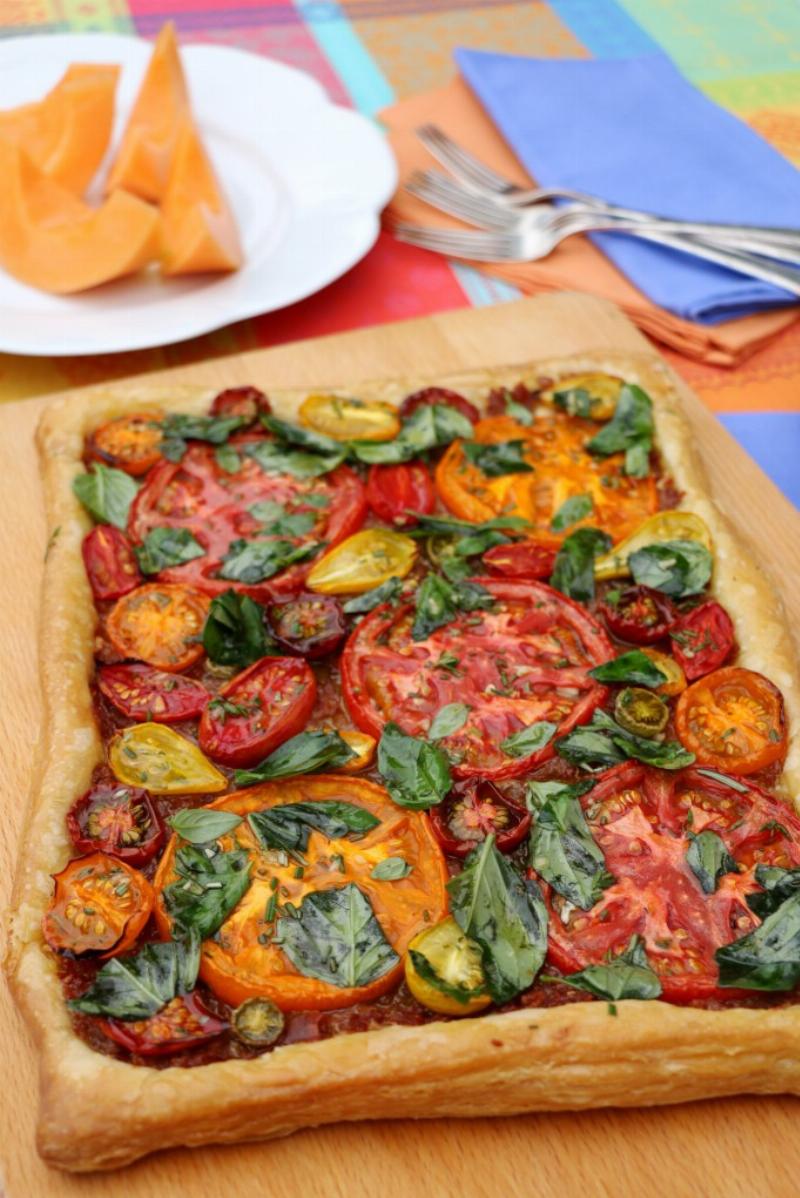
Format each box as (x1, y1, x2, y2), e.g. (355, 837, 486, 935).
(391, 221, 514, 259)
(416, 124, 511, 194)
(405, 171, 517, 230)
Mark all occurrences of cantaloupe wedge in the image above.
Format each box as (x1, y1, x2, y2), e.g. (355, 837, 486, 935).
(0, 63, 119, 195)
(0, 140, 160, 294)
(159, 118, 242, 275)
(105, 22, 190, 202)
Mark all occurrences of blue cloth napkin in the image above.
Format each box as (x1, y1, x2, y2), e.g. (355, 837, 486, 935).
(455, 49, 800, 323)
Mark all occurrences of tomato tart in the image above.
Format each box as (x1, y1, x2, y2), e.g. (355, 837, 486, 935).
(7, 359, 800, 1172)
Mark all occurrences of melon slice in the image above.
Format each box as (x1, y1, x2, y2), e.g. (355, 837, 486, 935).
(105, 22, 190, 202)
(0, 63, 119, 195)
(0, 140, 160, 294)
(159, 118, 242, 275)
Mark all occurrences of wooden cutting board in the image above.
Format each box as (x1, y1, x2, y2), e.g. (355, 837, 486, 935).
(2, 292, 799, 1198)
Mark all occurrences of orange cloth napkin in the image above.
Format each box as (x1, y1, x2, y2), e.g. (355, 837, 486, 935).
(381, 78, 798, 367)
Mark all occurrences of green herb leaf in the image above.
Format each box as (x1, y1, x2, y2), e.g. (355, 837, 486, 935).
(556, 709, 695, 772)
(716, 891, 800, 991)
(163, 843, 252, 940)
(549, 527, 613, 602)
(260, 414, 341, 455)
(546, 935, 662, 1001)
(376, 722, 451, 810)
(686, 830, 737, 894)
(72, 463, 139, 530)
(342, 576, 403, 614)
(501, 721, 557, 758)
(504, 395, 533, 425)
(527, 778, 613, 910)
(428, 702, 470, 740)
(695, 768, 749, 793)
(276, 883, 399, 988)
(585, 383, 654, 478)
(248, 800, 379, 856)
(462, 439, 534, 478)
(408, 948, 487, 1005)
(433, 650, 461, 675)
(351, 404, 472, 465)
(370, 856, 412, 881)
(552, 386, 601, 420)
(68, 934, 201, 1020)
(747, 865, 800, 920)
(234, 730, 356, 785)
(219, 537, 320, 584)
(411, 574, 492, 641)
(169, 808, 244, 845)
(249, 500, 317, 538)
(161, 412, 246, 445)
(588, 650, 668, 688)
(550, 493, 593, 532)
(202, 589, 272, 667)
(628, 540, 713, 598)
(447, 834, 548, 1003)
(215, 443, 242, 474)
(552, 725, 627, 772)
(411, 513, 531, 538)
(245, 440, 346, 479)
(134, 526, 205, 574)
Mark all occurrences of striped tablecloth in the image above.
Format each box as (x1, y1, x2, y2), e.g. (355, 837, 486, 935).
(1, 0, 799, 505)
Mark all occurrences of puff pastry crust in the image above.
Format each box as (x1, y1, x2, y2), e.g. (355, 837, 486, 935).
(7, 351, 800, 1173)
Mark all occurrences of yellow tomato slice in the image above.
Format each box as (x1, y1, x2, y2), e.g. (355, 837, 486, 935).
(330, 728, 376, 773)
(306, 529, 416, 594)
(299, 394, 401, 442)
(405, 916, 491, 1016)
(641, 648, 687, 697)
(594, 511, 713, 580)
(108, 723, 227, 794)
(540, 373, 623, 421)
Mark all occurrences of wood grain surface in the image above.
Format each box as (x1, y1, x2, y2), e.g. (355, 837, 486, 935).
(2, 292, 799, 1198)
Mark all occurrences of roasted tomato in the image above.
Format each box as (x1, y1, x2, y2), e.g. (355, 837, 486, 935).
(153, 776, 448, 1010)
(299, 394, 400, 442)
(106, 583, 209, 672)
(365, 463, 435, 528)
(67, 783, 164, 867)
(127, 444, 366, 601)
(210, 386, 270, 425)
(405, 916, 491, 1016)
(341, 577, 612, 780)
(599, 584, 677, 645)
(435, 413, 658, 546)
(198, 656, 317, 768)
(641, 648, 686, 697)
(675, 667, 786, 775)
(399, 386, 480, 425)
(42, 852, 154, 957)
(98, 663, 209, 723)
(82, 525, 142, 602)
(541, 762, 800, 1002)
(109, 723, 227, 794)
(306, 529, 416, 595)
(103, 993, 228, 1057)
(670, 600, 735, 680)
(268, 594, 346, 659)
(430, 781, 531, 857)
(482, 541, 557, 580)
(87, 412, 163, 477)
(540, 373, 622, 422)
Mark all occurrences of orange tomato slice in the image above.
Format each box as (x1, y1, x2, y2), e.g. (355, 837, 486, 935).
(87, 412, 164, 477)
(42, 852, 154, 957)
(675, 667, 786, 775)
(106, 582, 209, 671)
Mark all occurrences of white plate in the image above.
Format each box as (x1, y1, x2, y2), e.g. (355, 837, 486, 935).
(0, 33, 397, 356)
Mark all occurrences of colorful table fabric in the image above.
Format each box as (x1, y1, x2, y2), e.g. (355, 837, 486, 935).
(1, 0, 799, 506)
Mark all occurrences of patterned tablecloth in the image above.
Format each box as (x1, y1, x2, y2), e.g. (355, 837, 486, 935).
(1, 0, 799, 505)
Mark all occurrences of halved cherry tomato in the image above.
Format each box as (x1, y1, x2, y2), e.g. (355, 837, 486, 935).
(640, 648, 686, 697)
(599, 584, 677, 645)
(82, 526, 142, 602)
(399, 386, 480, 425)
(98, 663, 209, 723)
(198, 656, 316, 768)
(482, 541, 557, 580)
(210, 386, 270, 425)
(67, 782, 164, 867)
(299, 394, 400, 442)
(87, 412, 163, 477)
(675, 667, 786, 775)
(541, 373, 622, 422)
(106, 583, 209, 672)
(670, 600, 735, 680)
(541, 761, 800, 1002)
(430, 781, 531, 857)
(342, 577, 611, 780)
(405, 916, 491, 1016)
(268, 594, 346, 659)
(109, 723, 228, 794)
(127, 445, 366, 600)
(42, 852, 154, 957)
(153, 775, 448, 1011)
(306, 529, 416, 595)
(103, 993, 228, 1057)
(329, 728, 376, 773)
(594, 511, 712, 581)
(365, 463, 435, 528)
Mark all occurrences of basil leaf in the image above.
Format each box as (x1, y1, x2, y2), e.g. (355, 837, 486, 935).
(68, 934, 201, 1020)
(343, 576, 403, 614)
(585, 383, 654, 478)
(504, 395, 533, 425)
(215, 443, 241, 474)
(246, 440, 346, 479)
(553, 386, 600, 419)
(248, 800, 379, 856)
(408, 948, 486, 1004)
(588, 650, 668, 688)
(351, 404, 472, 465)
(376, 722, 451, 810)
(747, 865, 800, 920)
(629, 540, 713, 598)
(428, 702, 470, 740)
(556, 709, 695, 772)
(547, 935, 662, 1001)
(276, 882, 399, 988)
(528, 779, 613, 910)
(716, 891, 800, 991)
(462, 439, 534, 478)
(234, 729, 356, 785)
(553, 725, 627, 772)
(695, 768, 749, 793)
(549, 527, 612, 603)
(550, 493, 593, 532)
(161, 413, 246, 445)
(411, 574, 492, 641)
(370, 856, 412, 881)
(686, 830, 737, 894)
(202, 589, 271, 667)
(169, 808, 243, 845)
(448, 834, 548, 1003)
(219, 537, 320, 584)
(135, 526, 205, 574)
(163, 843, 252, 940)
(501, 720, 557, 758)
(261, 414, 341, 455)
(249, 500, 317, 538)
(411, 514, 531, 538)
(72, 463, 138, 530)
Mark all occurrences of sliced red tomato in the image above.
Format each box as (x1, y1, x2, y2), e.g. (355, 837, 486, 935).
(127, 443, 366, 601)
(87, 412, 163, 477)
(268, 593, 346, 659)
(42, 852, 154, 957)
(210, 386, 270, 425)
(675, 667, 786, 775)
(97, 662, 209, 723)
(599, 584, 677, 645)
(67, 783, 164, 867)
(399, 386, 480, 424)
(198, 656, 317, 768)
(82, 525, 142, 602)
(103, 993, 228, 1057)
(365, 463, 435, 528)
(541, 762, 800, 1003)
(106, 583, 209, 672)
(430, 781, 531, 857)
(670, 600, 735, 680)
(341, 577, 612, 780)
(482, 541, 557, 580)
